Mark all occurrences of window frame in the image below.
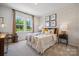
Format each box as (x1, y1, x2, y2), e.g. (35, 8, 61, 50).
(15, 10, 34, 33)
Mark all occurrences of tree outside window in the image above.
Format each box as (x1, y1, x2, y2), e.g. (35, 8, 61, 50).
(16, 16, 33, 32)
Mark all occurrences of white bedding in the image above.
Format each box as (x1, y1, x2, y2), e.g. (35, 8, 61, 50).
(26, 33, 57, 54)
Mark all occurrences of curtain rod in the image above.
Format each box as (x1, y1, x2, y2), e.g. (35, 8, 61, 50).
(12, 9, 34, 17)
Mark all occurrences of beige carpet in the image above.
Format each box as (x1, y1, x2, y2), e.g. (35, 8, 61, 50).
(5, 40, 40, 56)
(44, 43, 78, 56)
(5, 40, 78, 56)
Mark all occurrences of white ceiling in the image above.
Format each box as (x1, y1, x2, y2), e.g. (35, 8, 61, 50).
(0, 3, 77, 17)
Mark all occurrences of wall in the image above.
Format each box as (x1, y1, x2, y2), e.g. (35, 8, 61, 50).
(40, 5, 79, 46)
(34, 16, 40, 32)
(0, 6, 13, 33)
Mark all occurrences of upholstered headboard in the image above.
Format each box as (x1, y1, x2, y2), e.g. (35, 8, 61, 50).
(54, 28, 59, 36)
(45, 28, 59, 36)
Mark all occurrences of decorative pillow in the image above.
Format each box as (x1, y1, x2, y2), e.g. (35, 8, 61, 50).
(41, 28, 48, 34)
(49, 29, 54, 34)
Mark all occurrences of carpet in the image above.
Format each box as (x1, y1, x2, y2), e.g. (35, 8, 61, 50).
(5, 40, 78, 56)
(44, 43, 78, 56)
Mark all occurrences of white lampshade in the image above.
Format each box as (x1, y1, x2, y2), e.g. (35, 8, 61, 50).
(1, 23, 5, 28)
(60, 24, 68, 31)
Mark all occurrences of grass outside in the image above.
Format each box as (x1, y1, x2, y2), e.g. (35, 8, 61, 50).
(16, 28, 32, 32)
(16, 28, 24, 32)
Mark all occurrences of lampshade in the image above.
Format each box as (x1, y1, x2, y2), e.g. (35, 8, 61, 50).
(60, 24, 68, 31)
(1, 23, 5, 28)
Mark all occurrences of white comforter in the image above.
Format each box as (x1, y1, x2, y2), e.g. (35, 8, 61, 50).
(27, 33, 57, 54)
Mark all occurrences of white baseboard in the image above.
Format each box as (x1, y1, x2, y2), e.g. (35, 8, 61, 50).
(69, 42, 79, 47)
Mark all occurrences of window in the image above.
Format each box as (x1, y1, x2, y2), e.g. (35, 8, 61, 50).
(16, 11, 33, 32)
(26, 17, 33, 31)
(16, 16, 24, 32)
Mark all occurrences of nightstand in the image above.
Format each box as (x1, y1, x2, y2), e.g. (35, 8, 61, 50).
(58, 33, 68, 46)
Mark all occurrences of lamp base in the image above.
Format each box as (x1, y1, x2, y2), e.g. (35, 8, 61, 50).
(61, 31, 66, 34)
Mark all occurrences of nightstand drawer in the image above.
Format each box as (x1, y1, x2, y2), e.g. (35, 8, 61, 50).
(58, 34, 68, 46)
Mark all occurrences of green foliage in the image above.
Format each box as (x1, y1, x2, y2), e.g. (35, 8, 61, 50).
(16, 19, 24, 24)
(26, 20, 30, 26)
(16, 28, 24, 32)
(26, 27, 32, 31)
(16, 18, 32, 32)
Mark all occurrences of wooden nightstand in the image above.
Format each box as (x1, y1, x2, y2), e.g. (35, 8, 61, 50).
(58, 33, 68, 46)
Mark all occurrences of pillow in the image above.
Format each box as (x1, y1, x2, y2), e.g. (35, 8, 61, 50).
(49, 29, 54, 34)
(41, 28, 48, 33)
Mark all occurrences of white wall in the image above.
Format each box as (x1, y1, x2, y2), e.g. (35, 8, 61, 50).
(34, 16, 40, 32)
(40, 5, 79, 46)
(0, 6, 13, 33)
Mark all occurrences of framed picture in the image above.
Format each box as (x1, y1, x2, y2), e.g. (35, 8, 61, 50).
(45, 16, 49, 21)
(45, 14, 57, 27)
(50, 14, 56, 20)
(45, 21, 49, 27)
(0, 17, 4, 24)
(0, 17, 2, 23)
(50, 21, 56, 27)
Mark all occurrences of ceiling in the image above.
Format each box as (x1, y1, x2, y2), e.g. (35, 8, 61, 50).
(0, 3, 77, 17)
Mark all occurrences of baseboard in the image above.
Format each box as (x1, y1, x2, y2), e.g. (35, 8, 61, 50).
(68, 42, 79, 48)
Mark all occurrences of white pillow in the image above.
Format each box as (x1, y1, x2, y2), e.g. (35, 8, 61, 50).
(49, 29, 54, 34)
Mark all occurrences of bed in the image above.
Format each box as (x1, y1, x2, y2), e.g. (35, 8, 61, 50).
(26, 28, 58, 54)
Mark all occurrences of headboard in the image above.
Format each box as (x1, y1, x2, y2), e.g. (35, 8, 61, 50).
(54, 28, 59, 37)
(44, 28, 59, 37)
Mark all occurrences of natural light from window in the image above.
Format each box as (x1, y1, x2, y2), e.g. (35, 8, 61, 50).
(15, 11, 33, 32)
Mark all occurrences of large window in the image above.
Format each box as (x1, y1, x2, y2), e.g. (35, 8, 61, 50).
(16, 11, 33, 32)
